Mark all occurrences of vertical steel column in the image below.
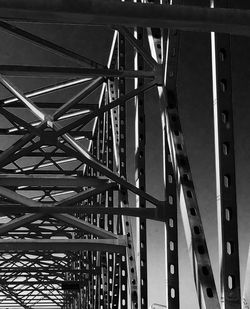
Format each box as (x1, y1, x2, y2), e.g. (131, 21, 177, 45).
(118, 30, 128, 309)
(86, 162, 94, 309)
(82, 252, 88, 307)
(211, 1, 241, 308)
(92, 123, 99, 309)
(163, 4, 180, 307)
(107, 36, 120, 309)
(113, 251, 120, 308)
(134, 22, 148, 309)
(106, 111, 116, 309)
(146, 1, 180, 307)
(91, 135, 98, 309)
(146, 2, 220, 308)
(98, 113, 107, 309)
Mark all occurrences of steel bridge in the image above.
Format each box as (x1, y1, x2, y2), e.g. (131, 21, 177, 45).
(0, 0, 248, 308)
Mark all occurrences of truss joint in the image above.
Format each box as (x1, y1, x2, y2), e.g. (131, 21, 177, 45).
(154, 64, 164, 86)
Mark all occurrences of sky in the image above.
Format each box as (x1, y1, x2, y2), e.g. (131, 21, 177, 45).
(0, 1, 250, 308)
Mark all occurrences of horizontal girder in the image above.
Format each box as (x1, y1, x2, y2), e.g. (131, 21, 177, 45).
(0, 204, 162, 220)
(0, 238, 127, 252)
(0, 174, 109, 187)
(0, 0, 248, 35)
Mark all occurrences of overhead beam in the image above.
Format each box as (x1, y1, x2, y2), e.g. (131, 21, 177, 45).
(0, 280, 82, 286)
(0, 238, 127, 253)
(0, 267, 99, 273)
(0, 174, 110, 187)
(0, 204, 160, 220)
(0, 65, 155, 79)
(0, 0, 249, 35)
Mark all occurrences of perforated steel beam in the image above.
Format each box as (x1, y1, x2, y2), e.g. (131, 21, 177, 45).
(211, 0, 241, 307)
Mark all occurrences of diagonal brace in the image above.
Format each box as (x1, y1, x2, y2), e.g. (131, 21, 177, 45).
(54, 214, 118, 239)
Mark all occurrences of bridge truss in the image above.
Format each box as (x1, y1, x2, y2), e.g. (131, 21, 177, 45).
(0, 0, 247, 308)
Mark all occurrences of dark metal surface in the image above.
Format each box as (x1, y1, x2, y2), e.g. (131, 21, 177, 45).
(0, 0, 248, 35)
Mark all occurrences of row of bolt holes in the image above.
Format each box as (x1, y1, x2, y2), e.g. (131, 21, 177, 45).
(218, 48, 236, 292)
(171, 109, 231, 191)
(221, 96, 236, 290)
(135, 26, 147, 304)
(176, 48, 233, 292)
(173, 175, 213, 298)
(165, 29, 178, 301)
(168, 181, 177, 300)
(125, 219, 137, 291)
(186, 189, 235, 295)
(110, 74, 128, 277)
(107, 83, 127, 309)
(113, 256, 126, 306)
(136, 35, 147, 308)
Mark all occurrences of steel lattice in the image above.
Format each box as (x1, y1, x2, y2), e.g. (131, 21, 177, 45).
(0, 0, 247, 308)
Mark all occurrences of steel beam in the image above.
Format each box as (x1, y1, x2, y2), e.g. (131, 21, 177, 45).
(54, 183, 117, 207)
(2, 78, 92, 106)
(0, 186, 45, 207)
(0, 238, 127, 253)
(2, 102, 96, 110)
(53, 77, 104, 120)
(117, 28, 130, 309)
(0, 214, 43, 235)
(0, 65, 155, 79)
(211, 0, 241, 307)
(0, 75, 46, 121)
(0, 0, 249, 35)
(0, 280, 77, 286)
(161, 14, 180, 309)
(0, 204, 161, 220)
(0, 267, 97, 273)
(0, 175, 109, 187)
(134, 19, 148, 309)
(54, 214, 118, 239)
